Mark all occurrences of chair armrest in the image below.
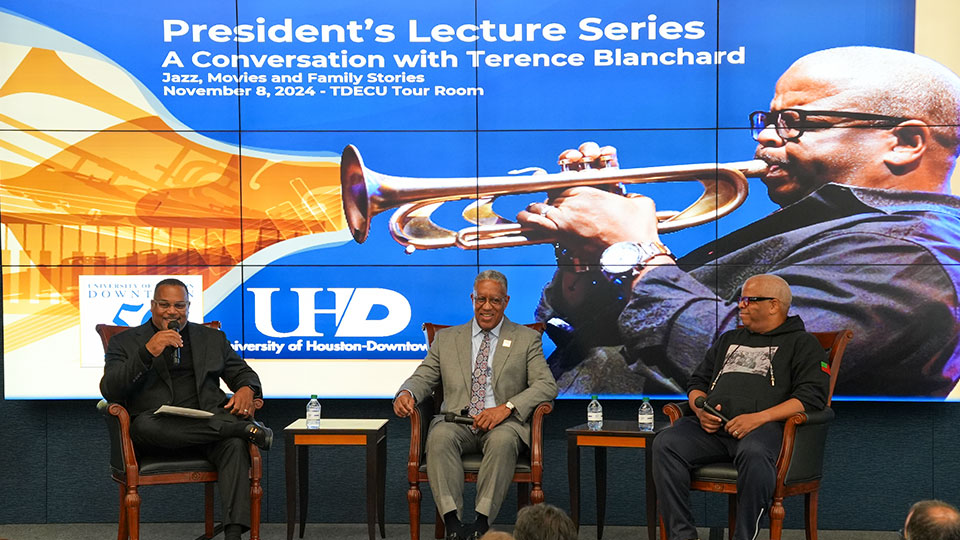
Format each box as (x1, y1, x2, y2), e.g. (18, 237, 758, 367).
(407, 394, 435, 482)
(529, 401, 553, 480)
(663, 401, 690, 424)
(777, 407, 834, 486)
(248, 399, 265, 482)
(792, 408, 834, 426)
(97, 399, 139, 483)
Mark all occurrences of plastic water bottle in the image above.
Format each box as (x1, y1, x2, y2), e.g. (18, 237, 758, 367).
(306, 394, 321, 429)
(587, 394, 603, 431)
(638, 397, 654, 431)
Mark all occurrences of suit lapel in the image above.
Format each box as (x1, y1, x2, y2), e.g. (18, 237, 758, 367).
(457, 323, 472, 395)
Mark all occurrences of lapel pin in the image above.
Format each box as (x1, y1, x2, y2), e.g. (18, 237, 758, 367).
(502, 339, 512, 348)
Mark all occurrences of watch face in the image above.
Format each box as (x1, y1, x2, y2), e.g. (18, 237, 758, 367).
(600, 242, 642, 275)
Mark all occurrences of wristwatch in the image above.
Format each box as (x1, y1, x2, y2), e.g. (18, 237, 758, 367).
(505, 401, 516, 412)
(599, 241, 674, 285)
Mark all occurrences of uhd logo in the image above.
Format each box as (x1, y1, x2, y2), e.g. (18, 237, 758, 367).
(247, 287, 411, 338)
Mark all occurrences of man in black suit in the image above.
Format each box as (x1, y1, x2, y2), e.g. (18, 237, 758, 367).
(100, 278, 272, 540)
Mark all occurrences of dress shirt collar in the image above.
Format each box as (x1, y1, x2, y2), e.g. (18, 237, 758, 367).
(472, 318, 504, 341)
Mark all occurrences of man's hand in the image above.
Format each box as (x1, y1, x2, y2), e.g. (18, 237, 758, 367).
(473, 404, 512, 431)
(145, 329, 183, 358)
(516, 142, 663, 260)
(725, 411, 769, 440)
(695, 402, 724, 434)
(225, 386, 255, 418)
(393, 391, 415, 417)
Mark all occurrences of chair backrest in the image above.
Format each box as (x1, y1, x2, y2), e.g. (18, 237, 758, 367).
(420, 322, 546, 415)
(809, 330, 853, 406)
(95, 321, 222, 353)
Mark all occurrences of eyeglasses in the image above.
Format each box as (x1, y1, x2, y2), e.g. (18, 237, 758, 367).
(898, 528, 907, 540)
(473, 296, 506, 307)
(749, 109, 911, 142)
(738, 296, 775, 306)
(153, 300, 189, 310)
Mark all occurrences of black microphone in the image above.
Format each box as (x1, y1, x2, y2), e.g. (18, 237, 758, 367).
(167, 320, 181, 366)
(694, 396, 731, 425)
(442, 407, 475, 425)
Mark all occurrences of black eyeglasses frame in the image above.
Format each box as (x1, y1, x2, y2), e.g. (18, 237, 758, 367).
(749, 108, 912, 142)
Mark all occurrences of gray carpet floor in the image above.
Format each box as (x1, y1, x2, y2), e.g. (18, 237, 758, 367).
(0, 523, 901, 540)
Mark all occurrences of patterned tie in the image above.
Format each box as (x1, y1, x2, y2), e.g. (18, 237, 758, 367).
(468, 331, 492, 431)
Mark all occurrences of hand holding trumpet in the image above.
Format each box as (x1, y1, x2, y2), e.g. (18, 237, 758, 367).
(516, 142, 666, 262)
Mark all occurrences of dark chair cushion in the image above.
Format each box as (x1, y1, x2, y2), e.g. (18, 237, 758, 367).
(691, 463, 738, 483)
(419, 454, 532, 474)
(138, 455, 217, 475)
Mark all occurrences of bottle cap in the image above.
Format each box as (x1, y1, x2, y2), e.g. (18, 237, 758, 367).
(591, 394, 599, 399)
(311, 394, 318, 399)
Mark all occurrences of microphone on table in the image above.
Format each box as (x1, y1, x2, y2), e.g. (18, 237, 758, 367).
(694, 396, 731, 426)
(167, 320, 181, 366)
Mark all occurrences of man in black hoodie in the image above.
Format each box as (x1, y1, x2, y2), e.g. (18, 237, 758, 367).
(652, 274, 829, 540)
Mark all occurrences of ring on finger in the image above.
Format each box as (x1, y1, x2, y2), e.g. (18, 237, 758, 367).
(539, 205, 552, 217)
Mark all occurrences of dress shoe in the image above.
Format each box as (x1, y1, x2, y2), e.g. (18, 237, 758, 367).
(246, 420, 273, 450)
(444, 530, 462, 540)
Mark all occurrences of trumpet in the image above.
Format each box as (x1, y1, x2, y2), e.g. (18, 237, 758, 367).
(340, 144, 767, 252)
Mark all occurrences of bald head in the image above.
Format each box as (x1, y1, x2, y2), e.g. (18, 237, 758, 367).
(744, 274, 792, 315)
(905, 499, 960, 540)
(787, 46, 960, 155)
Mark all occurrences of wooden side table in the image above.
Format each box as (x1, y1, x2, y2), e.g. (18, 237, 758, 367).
(284, 418, 388, 540)
(566, 420, 662, 540)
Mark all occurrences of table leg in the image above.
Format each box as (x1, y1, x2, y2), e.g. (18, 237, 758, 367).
(285, 435, 296, 540)
(567, 435, 580, 531)
(645, 444, 656, 540)
(596, 446, 607, 540)
(366, 435, 378, 540)
(377, 434, 387, 538)
(298, 445, 309, 538)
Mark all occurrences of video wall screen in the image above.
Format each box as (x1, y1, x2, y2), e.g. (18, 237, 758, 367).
(2, 0, 959, 400)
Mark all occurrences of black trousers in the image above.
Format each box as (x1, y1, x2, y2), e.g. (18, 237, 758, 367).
(652, 416, 782, 540)
(131, 411, 251, 529)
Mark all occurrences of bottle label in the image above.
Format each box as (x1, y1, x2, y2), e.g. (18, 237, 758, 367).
(587, 412, 602, 422)
(638, 414, 653, 422)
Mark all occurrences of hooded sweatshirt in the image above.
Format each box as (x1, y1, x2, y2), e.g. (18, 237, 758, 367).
(687, 315, 829, 419)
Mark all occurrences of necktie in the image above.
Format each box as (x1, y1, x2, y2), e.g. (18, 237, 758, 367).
(468, 331, 492, 430)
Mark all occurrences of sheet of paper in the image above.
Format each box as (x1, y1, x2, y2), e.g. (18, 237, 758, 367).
(155, 405, 214, 418)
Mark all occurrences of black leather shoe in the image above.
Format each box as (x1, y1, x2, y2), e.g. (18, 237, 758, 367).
(444, 531, 461, 540)
(246, 420, 273, 450)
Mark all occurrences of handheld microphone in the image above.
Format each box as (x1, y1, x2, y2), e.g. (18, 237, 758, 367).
(442, 407, 475, 425)
(694, 396, 731, 425)
(167, 320, 181, 366)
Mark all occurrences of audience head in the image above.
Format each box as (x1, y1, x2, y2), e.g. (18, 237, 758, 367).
(479, 531, 514, 540)
(904, 499, 960, 540)
(513, 503, 577, 540)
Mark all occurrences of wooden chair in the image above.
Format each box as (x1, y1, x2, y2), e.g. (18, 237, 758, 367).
(406, 322, 553, 540)
(659, 329, 853, 540)
(95, 322, 263, 540)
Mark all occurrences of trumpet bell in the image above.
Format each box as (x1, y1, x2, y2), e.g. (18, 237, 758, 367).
(340, 144, 372, 243)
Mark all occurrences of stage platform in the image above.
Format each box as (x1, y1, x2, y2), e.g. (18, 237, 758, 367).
(0, 523, 901, 540)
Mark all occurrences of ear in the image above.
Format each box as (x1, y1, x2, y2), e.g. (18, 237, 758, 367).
(883, 120, 929, 171)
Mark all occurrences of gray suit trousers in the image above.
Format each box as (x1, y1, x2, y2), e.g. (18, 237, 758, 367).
(425, 420, 522, 522)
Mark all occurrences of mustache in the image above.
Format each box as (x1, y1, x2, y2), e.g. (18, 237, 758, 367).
(754, 150, 788, 168)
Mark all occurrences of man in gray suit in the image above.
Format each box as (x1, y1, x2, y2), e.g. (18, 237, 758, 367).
(394, 270, 559, 540)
